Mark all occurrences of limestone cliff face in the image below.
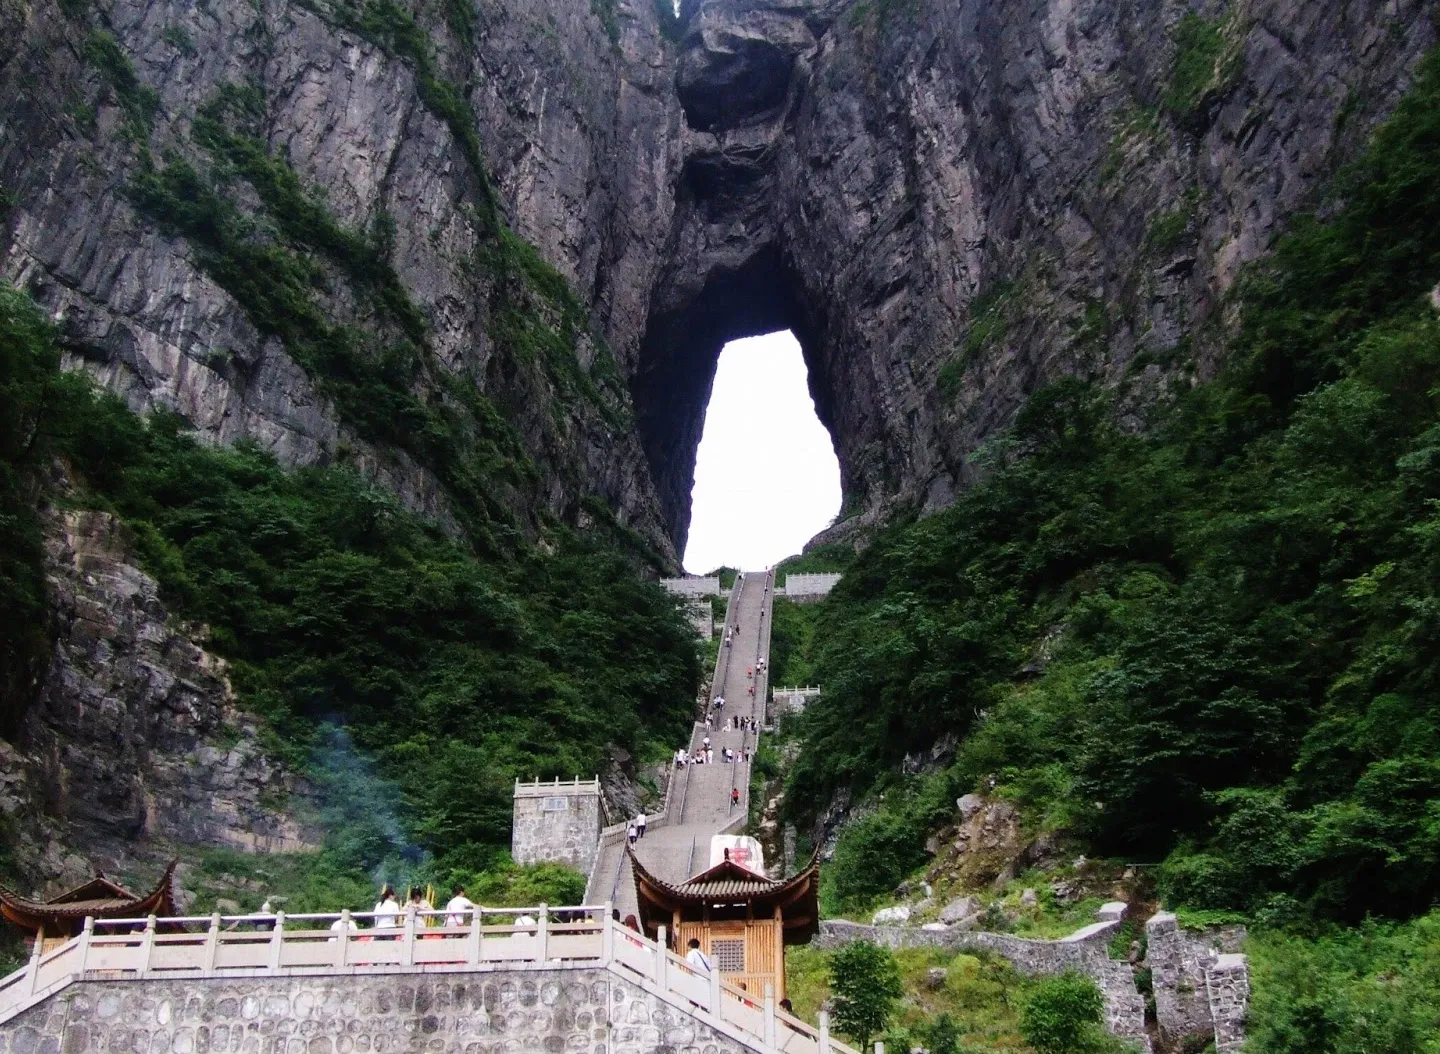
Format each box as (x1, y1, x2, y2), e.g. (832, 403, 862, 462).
(0, 504, 313, 891)
(637, 0, 1437, 543)
(0, 0, 682, 554)
(0, 0, 1434, 885)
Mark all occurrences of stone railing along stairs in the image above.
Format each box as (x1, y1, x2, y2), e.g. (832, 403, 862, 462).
(0, 903, 856, 1054)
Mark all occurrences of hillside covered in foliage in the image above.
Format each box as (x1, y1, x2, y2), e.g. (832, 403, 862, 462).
(786, 43, 1440, 929)
(0, 281, 699, 894)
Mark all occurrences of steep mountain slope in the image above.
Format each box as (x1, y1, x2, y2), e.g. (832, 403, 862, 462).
(1, 0, 1435, 935)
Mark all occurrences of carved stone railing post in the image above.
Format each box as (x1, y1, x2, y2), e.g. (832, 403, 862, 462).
(203, 913, 221, 974)
(24, 932, 43, 995)
(335, 910, 351, 968)
(764, 984, 776, 1047)
(138, 915, 158, 979)
(403, 906, 418, 966)
(76, 917, 94, 976)
(268, 912, 285, 971)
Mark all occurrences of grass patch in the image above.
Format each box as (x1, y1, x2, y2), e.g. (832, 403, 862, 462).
(1164, 11, 1243, 127)
(84, 30, 159, 139)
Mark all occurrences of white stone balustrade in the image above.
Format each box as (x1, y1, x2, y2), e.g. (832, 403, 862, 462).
(0, 905, 857, 1054)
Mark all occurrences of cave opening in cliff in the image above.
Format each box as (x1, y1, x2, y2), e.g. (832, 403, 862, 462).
(680, 331, 841, 573)
(632, 245, 843, 569)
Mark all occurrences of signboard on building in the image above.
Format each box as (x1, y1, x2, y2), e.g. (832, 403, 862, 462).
(709, 834, 765, 874)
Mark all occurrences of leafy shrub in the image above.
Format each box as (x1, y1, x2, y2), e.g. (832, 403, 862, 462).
(1020, 972, 1105, 1054)
(1246, 912, 1440, 1054)
(828, 809, 929, 912)
(1164, 12, 1239, 125)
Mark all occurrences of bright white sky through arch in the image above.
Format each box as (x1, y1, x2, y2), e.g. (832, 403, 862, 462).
(682, 331, 842, 573)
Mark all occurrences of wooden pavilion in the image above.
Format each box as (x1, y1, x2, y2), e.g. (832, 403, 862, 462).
(0, 861, 179, 942)
(629, 848, 819, 999)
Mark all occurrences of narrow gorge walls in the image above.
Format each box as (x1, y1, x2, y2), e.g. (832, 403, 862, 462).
(1, 0, 1435, 895)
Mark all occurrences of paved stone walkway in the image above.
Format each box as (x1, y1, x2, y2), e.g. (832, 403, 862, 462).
(593, 571, 774, 919)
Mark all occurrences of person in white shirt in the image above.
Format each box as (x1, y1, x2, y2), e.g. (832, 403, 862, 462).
(445, 885, 475, 928)
(685, 938, 713, 974)
(329, 914, 358, 936)
(636, 811, 647, 838)
(372, 885, 400, 931)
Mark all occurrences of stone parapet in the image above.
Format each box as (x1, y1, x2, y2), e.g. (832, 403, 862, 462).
(512, 779, 604, 875)
(814, 920, 1147, 1048)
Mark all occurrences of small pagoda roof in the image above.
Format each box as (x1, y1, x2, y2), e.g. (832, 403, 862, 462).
(0, 860, 179, 934)
(629, 848, 820, 942)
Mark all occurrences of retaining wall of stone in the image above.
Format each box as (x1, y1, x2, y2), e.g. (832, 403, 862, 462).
(1146, 913, 1249, 1052)
(0, 968, 762, 1054)
(1205, 955, 1250, 1054)
(815, 920, 1147, 1047)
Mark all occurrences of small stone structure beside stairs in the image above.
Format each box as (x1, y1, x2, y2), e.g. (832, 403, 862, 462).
(1145, 912, 1250, 1054)
(511, 777, 605, 877)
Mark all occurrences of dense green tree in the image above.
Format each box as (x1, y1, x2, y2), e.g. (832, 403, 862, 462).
(829, 940, 904, 1050)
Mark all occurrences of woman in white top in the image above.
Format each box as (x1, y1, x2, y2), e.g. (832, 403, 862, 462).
(445, 885, 476, 928)
(372, 885, 400, 931)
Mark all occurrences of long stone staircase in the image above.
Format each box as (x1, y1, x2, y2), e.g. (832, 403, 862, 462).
(0, 570, 818, 1052)
(588, 569, 774, 919)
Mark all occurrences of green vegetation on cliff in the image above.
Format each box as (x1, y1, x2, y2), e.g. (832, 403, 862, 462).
(0, 283, 698, 887)
(788, 46, 1440, 926)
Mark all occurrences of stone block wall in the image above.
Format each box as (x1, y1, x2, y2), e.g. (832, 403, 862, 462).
(1145, 913, 1213, 1042)
(778, 575, 841, 603)
(686, 598, 715, 639)
(0, 968, 765, 1054)
(1206, 954, 1251, 1054)
(815, 920, 1147, 1048)
(1145, 912, 1250, 1050)
(512, 782, 603, 876)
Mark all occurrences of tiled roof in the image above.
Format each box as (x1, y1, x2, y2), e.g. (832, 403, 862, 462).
(0, 861, 178, 926)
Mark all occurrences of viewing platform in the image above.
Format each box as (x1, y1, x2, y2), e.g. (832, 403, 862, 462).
(0, 904, 858, 1054)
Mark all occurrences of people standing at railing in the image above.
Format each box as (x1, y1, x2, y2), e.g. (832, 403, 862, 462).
(686, 937, 714, 974)
(373, 886, 400, 933)
(445, 885, 474, 928)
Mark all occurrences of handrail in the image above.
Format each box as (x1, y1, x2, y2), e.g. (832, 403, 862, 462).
(0, 907, 860, 1054)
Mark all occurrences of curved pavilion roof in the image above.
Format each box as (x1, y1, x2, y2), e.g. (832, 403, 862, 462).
(0, 860, 179, 936)
(628, 848, 820, 943)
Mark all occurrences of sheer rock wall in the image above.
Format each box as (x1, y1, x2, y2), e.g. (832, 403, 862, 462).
(638, 0, 1437, 545)
(0, 0, 1435, 888)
